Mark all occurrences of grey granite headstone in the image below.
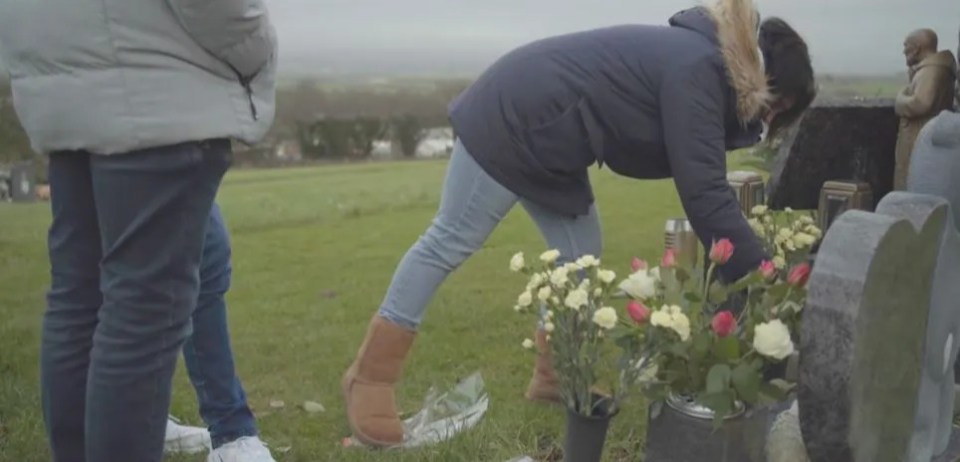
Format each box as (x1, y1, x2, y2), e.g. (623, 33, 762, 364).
(767, 98, 898, 211)
(798, 189, 960, 462)
(906, 110, 960, 458)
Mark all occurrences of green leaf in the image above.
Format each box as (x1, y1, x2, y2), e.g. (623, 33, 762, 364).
(684, 291, 703, 303)
(706, 364, 732, 395)
(731, 363, 761, 403)
(759, 382, 788, 401)
(708, 281, 729, 304)
(691, 333, 712, 360)
(712, 336, 741, 362)
(697, 391, 735, 428)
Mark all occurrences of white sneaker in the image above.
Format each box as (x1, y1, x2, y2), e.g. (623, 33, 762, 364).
(164, 415, 212, 455)
(207, 436, 276, 462)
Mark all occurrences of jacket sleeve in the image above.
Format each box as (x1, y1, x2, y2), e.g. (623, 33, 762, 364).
(895, 67, 939, 118)
(167, 0, 276, 79)
(659, 58, 768, 282)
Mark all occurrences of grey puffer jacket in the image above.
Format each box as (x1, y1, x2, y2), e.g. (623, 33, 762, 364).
(0, 0, 277, 155)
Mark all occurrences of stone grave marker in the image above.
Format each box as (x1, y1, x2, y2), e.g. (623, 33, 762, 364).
(766, 98, 898, 211)
(799, 190, 960, 462)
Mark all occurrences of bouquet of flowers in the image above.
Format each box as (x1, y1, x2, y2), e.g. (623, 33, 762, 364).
(617, 240, 812, 424)
(509, 250, 645, 417)
(746, 206, 822, 270)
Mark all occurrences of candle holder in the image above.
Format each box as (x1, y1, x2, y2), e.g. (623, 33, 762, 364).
(664, 218, 699, 268)
(727, 170, 765, 215)
(817, 180, 873, 232)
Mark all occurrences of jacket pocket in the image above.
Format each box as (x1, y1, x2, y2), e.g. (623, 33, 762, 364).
(522, 98, 596, 173)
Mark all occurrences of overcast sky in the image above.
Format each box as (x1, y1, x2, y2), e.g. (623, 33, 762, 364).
(269, 0, 959, 76)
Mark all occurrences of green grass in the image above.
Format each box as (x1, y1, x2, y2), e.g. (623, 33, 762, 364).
(0, 152, 761, 462)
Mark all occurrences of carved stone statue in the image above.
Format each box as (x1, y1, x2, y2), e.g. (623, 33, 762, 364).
(894, 29, 957, 191)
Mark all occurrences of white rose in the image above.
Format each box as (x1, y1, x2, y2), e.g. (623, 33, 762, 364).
(751, 205, 769, 216)
(648, 267, 661, 281)
(592, 307, 618, 330)
(509, 252, 525, 272)
(576, 255, 600, 267)
(550, 267, 570, 286)
(522, 338, 535, 350)
(650, 309, 673, 328)
(544, 322, 556, 333)
(619, 271, 658, 300)
(537, 286, 552, 302)
(753, 320, 795, 360)
(670, 312, 691, 341)
(564, 288, 590, 310)
(540, 249, 561, 263)
(517, 291, 533, 307)
(597, 269, 616, 284)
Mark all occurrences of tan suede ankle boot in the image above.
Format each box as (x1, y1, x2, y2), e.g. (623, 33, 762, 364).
(524, 330, 563, 404)
(342, 316, 416, 448)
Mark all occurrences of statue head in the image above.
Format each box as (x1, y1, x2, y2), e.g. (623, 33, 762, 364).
(904, 29, 938, 68)
(759, 17, 817, 141)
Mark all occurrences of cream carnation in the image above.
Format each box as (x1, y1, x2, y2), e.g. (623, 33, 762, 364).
(592, 307, 618, 330)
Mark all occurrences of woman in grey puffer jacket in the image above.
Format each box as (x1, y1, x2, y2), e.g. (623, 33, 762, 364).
(341, 0, 816, 448)
(0, 1, 277, 461)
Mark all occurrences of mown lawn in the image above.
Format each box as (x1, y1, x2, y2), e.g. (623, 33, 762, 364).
(0, 152, 762, 462)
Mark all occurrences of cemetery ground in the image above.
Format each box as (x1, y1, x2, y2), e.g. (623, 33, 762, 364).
(0, 151, 765, 462)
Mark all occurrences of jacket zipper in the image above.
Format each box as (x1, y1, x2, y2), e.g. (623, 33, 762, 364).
(241, 77, 259, 121)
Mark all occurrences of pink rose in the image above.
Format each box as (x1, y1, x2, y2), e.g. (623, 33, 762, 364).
(788, 263, 811, 288)
(631, 257, 648, 272)
(711, 311, 737, 337)
(627, 301, 651, 324)
(709, 239, 735, 265)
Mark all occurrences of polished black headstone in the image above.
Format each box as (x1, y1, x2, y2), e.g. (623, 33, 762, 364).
(767, 98, 898, 211)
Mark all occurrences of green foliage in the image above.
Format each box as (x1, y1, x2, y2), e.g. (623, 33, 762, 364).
(392, 114, 424, 158)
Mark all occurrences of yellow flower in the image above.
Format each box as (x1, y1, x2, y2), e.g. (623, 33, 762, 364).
(517, 291, 533, 307)
(537, 286, 552, 302)
(592, 307, 619, 330)
(650, 310, 673, 328)
(576, 255, 600, 267)
(564, 288, 590, 310)
(597, 269, 616, 284)
(539, 249, 561, 263)
(509, 252, 525, 272)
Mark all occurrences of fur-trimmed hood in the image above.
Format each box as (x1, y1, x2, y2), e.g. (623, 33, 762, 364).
(671, 0, 771, 123)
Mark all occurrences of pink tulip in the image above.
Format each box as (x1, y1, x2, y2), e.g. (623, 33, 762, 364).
(788, 263, 812, 288)
(711, 311, 737, 337)
(709, 239, 735, 265)
(759, 260, 777, 280)
(627, 301, 651, 324)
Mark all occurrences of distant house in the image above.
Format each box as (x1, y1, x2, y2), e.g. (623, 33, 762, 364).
(416, 127, 454, 158)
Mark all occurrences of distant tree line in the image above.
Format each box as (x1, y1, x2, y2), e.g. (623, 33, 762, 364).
(0, 78, 33, 167)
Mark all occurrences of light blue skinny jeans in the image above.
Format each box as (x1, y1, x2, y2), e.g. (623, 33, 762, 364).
(379, 139, 602, 330)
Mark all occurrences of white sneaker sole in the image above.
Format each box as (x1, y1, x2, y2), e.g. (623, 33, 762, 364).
(164, 432, 212, 455)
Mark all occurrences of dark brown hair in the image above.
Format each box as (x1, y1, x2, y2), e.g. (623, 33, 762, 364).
(759, 17, 816, 141)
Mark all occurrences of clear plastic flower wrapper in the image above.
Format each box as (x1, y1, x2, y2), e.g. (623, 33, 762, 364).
(343, 371, 489, 449)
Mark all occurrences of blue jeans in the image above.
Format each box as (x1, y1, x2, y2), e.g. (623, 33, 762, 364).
(378, 140, 602, 330)
(42, 141, 230, 462)
(182, 203, 258, 448)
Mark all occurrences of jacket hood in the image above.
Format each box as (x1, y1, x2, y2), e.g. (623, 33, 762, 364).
(670, 0, 771, 124)
(917, 50, 958, 76)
